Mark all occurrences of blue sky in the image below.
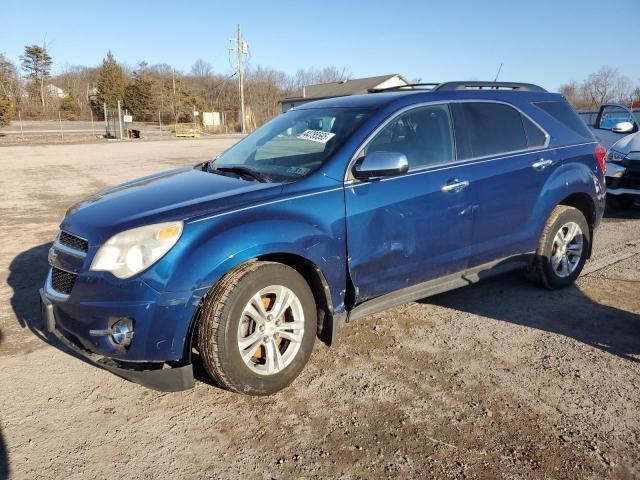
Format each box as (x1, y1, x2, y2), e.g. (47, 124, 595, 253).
(1, 0, 638, 91)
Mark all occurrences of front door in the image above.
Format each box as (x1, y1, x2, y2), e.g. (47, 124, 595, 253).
(345, 104, 474, 303)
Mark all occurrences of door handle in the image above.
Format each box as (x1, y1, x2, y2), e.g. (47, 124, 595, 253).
(531, 159, 554, 171)
(441, 179, 470, 193)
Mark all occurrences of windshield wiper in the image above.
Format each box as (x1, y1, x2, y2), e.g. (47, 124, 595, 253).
(211, 165, 271, 183)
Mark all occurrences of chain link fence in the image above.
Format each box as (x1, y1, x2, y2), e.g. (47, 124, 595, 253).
(1, 103, 233, 145)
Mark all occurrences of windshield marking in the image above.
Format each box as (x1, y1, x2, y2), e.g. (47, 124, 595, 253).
(297, 129, 336, 144)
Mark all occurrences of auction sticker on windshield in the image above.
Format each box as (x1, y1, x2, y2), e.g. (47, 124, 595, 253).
(297, 129, 336, 144)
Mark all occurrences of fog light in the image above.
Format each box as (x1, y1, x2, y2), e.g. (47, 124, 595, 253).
(111, 318, 134, 347)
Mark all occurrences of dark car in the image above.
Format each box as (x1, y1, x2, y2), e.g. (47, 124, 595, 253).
(40, 81, 606, 395)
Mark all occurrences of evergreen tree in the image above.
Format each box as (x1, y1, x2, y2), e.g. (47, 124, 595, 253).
(0, 54, 19, 99)
(124, 62, 157, 120)
(96, 51, 128, 108)
(0, 97, 15, 127)
(20, 44, 53, 111)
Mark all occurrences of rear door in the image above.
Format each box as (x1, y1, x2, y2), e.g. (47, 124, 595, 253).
(345, 103, 474, 303)
(450, 101, 557, 267)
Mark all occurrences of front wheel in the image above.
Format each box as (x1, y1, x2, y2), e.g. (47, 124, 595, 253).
(197, 261, 317, 395)
(528, 205, 590, 289)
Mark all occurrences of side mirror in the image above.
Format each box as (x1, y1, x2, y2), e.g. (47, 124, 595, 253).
(612, 121, 634, 133)
(353, 151, 409, 180)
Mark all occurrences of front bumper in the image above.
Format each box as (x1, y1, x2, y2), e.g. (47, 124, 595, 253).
(606, 162, 640, 196)
(40, 288, 195, 392)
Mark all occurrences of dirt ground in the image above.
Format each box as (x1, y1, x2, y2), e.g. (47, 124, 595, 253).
(0, 138, 639, 480)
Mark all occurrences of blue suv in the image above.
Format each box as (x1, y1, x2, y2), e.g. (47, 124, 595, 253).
(39, 81, 606, 395)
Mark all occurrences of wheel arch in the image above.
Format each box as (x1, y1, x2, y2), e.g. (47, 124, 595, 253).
(558, 192, 596, 258)
(185, 252, 342, 362)
(256, 252, 340, 346)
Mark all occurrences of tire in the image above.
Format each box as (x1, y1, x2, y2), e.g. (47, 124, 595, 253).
(528, 205, 590, 290)
(197, 261, 317, 395)
(607, 195, 636, 210)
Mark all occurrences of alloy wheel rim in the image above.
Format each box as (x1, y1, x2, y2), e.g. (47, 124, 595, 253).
(550, 221, 583, 278)
(237, 285, 304, 375)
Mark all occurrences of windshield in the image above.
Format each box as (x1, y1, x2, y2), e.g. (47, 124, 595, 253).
(211, 107, 372, 181)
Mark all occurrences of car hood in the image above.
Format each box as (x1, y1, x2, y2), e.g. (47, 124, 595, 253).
(62, 166, 282, 242)
(610, 131, 640, 154)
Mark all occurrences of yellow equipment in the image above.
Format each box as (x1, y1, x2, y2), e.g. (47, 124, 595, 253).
(175, 123, 201, 138)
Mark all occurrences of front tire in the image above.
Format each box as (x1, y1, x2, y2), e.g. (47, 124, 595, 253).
(197, 261, 317, 396)
(528, 205, 590, 289)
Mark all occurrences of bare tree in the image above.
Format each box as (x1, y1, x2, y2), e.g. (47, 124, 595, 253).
(559, 81, 591, 109)
(582, 66, 632, 107)
(287, 66, 351, 92)
(55, 64, 99, 116)
(190, 59, 213, 78)
(560, 66, 638, 109)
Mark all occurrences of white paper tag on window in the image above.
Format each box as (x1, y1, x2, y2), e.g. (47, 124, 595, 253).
(297, 129, 336, 144)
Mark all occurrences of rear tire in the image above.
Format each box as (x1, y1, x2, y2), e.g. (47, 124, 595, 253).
(197, 261, 316, 396)
(527, 205, 590, 290)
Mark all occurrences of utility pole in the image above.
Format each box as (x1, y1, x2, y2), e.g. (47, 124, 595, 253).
(231, 24, 247, 133)
(103, 102, 108, 137)
(172, 68, 176, 117)
(117, 100, 124, 140)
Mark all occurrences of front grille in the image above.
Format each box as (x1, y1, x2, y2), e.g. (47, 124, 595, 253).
(51, 267, 77, 295)
(619, 178, 640, 190)
(59, 231, 88, 252)
(619, 171, 640, 190)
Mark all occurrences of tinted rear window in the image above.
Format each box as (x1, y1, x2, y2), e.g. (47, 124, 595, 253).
(534, 101, 594, 139)
(452, 102, 528, 158)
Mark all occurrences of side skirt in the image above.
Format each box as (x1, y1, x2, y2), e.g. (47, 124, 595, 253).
(347, 254, 532, 323)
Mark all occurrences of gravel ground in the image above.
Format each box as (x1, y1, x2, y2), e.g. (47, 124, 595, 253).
(0, 139, 639, 480)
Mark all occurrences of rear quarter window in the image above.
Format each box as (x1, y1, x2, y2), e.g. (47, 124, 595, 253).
(522, 116, 547, 147)
(534, 101, 594, 139)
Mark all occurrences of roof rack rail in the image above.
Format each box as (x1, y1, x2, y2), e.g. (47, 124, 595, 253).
(433, 81, 547, 93)
(368, 83, 440, 93)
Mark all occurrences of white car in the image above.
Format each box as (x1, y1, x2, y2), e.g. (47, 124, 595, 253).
(584, 104, 639, 150)
(605, 131, 640, 208)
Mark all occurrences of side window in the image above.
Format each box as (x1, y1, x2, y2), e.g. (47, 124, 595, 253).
(451, 102, 528, 159)
(365, 104, 455, 169)
(598, 106, 635, 130)
(522, 115, 547, 147)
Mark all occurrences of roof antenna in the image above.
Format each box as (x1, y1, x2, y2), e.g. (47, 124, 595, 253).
(493, 62, 503, 82)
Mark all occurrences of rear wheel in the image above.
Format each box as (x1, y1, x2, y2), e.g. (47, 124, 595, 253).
(197, 261, 316, 395)
(528, 205, 590, 289)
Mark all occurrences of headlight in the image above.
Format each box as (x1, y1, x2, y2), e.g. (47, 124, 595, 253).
(91, 221, 183, 279)
(606, 150, 626, 163)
